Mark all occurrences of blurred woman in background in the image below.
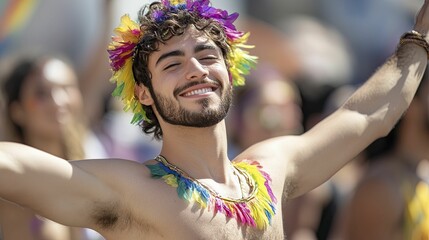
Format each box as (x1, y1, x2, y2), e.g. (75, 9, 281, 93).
(0, 55, 102, 240)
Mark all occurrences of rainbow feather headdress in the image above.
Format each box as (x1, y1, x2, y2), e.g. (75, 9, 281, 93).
(107, 0, 257, 124)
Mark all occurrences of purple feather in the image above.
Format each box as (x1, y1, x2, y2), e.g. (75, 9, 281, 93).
(108, 43, 137, 71)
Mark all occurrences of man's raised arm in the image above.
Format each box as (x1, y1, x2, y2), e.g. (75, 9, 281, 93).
(274, 0, 429, 198)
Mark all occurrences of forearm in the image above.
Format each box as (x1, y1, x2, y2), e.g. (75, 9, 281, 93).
(0, 142, 98, 227)
(288, 42, 428, 197)
(342, 42, 427, 136)
(343, 0, 429, 135)
(0, 142, 71, 204)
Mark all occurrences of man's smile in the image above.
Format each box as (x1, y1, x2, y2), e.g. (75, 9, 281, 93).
(178, 83, 220, 97)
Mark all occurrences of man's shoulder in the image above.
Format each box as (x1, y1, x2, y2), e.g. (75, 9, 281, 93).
(72, 158, 154, 189)
(73, 158, 151, 171)
(73, 158, 161, 234)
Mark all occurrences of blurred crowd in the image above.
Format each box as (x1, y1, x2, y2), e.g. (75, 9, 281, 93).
(0, 0, 427, 239)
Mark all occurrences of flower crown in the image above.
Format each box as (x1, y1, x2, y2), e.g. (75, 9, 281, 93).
(108, 0, 257, 124)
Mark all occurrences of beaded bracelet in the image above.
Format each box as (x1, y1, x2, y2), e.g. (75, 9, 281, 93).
(398, 30, 429, 58)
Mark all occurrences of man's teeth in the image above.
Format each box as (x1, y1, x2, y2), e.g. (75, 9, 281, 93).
(183, 88, 212, 96)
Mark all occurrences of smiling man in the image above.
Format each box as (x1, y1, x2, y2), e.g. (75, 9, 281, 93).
(1, 0, 429, 239)
(140, 28, 232, 128)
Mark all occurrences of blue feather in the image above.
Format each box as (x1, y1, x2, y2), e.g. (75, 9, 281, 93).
(146, 164, 168, 178)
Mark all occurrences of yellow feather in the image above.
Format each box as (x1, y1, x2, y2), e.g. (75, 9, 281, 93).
(162, 174, 178, 187)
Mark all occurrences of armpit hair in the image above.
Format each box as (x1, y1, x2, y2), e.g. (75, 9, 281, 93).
(92, 201, 132, 230)
(283, 177, 298, 200)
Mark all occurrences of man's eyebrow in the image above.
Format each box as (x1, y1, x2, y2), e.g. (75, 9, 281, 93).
(194, 44, 217, 53)
(155, 50, 184, 66)
(155, 44, 217, 66)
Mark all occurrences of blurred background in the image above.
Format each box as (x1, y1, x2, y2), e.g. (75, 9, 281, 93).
(0, 0, 426, 240)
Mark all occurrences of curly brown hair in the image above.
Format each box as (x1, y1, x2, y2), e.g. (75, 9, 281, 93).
(132, 2, 231, 140)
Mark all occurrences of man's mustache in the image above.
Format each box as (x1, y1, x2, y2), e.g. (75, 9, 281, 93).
(173, 79, 221, 97)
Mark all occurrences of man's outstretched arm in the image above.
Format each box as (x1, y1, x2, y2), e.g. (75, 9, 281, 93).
(0, 142, 120, 230)
(255, 0, 429, 199)
(292, 45, 427, 196)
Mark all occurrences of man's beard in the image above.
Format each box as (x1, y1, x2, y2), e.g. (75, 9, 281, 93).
(150, 83, 232, 128)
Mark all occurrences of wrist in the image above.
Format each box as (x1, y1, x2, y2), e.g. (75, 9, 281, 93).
(398, 30, 429, 58)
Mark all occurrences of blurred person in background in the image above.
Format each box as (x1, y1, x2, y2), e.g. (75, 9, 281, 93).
(282, 85, 367, 240)
(277, 16, 355, 240)
(0, 0, 114, 134)
(0, 0, 160, 164)
(227, 63, 303, 155)
(338, 68, 429, 240)
(92, 94, 161, 163)
(0, 54, 103, 240)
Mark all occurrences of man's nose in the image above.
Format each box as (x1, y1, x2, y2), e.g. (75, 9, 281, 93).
(185, 58, 209, 80)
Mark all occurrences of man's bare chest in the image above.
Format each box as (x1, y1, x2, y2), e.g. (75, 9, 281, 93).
(114, 203, 284, 240)
(98, 181, 284, 240)
(97, 159, 286, 239)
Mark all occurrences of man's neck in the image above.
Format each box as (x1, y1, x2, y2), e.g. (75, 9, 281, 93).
(159, 121, 231, 182)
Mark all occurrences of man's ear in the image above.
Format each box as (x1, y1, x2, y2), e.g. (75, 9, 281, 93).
(135, 83, 154, 106)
